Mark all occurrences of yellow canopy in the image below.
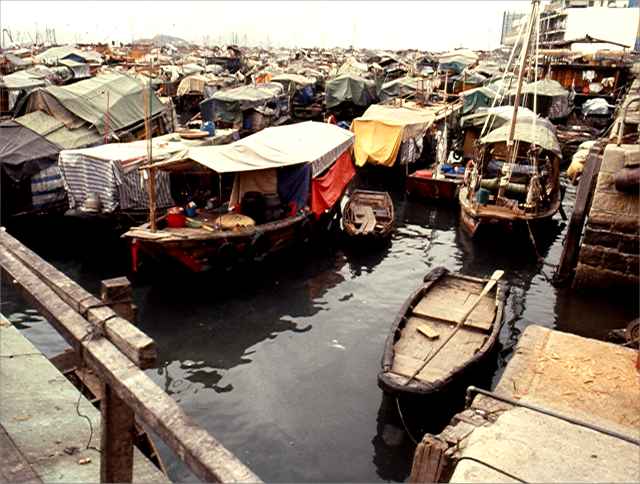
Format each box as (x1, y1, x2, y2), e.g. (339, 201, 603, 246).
(351, 104, 450, 167)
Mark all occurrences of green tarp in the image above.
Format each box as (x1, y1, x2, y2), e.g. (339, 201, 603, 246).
(15, 111, 102, 150)
(325, 74, 378, 110)
(480, 121, 562, 157)
(462, 86, 500, 114)
(20, 73, 166, 132)
(378, 77, 422, 102)
(201, 83, 285, 123)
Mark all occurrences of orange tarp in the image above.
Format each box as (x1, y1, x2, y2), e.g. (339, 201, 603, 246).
(311, 150, 355, 217)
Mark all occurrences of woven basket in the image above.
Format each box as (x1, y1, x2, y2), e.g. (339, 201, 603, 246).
(215, 213, 255, 230)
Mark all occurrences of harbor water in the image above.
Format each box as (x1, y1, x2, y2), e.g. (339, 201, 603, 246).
(2, 174, 637, 482)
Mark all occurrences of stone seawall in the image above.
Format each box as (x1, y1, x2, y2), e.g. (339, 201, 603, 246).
(574, 143, 639, 289)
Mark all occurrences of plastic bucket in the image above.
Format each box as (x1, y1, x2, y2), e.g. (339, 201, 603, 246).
(166, 207, 186, 228)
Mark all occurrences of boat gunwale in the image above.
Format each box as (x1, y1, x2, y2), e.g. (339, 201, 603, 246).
(123, 212, 309, 244)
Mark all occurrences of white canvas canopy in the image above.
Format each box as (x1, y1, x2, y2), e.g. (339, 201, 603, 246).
(188, 121, 354, 177)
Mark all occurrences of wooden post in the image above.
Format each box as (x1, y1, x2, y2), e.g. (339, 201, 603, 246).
(148, 167, 157, 232)
(553, 142, 605, 286)
(100, 276, 136, 322)
(100, 384, 135, 483)
(409, 435, 449, 483)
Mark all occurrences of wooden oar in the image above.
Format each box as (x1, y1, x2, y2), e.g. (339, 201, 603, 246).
(403, 269, 504, 386)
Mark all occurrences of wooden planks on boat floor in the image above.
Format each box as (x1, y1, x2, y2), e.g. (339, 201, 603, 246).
(391, 316, 489, 382)
(412, 277, 496, 331)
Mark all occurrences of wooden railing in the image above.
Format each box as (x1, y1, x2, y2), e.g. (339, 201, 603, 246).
(0, 228, 261, 483)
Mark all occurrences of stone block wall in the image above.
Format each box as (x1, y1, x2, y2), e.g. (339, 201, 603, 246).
(573, 143, 640, 289)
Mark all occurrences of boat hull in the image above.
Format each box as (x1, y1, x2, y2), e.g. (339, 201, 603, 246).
(128, 212, 320, 273)
(458, 187, 561, 237)
(406, 174, 461, 203)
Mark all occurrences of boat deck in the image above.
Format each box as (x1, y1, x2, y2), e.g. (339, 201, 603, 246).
(0, 316, 168, 483)
(389, 274, 497, 386)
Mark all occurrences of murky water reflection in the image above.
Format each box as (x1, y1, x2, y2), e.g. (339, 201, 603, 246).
(2, 173, 637, 482)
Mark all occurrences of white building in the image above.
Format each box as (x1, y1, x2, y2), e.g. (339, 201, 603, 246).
(502, 1, 640, 52)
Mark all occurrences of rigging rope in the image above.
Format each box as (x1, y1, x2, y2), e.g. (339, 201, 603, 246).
(479, 19, 527, 138)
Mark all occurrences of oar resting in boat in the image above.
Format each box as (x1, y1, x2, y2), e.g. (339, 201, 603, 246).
(403, 269, 505, 386)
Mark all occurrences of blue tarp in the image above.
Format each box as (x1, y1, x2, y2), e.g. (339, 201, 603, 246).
(277, 163, 311, 212)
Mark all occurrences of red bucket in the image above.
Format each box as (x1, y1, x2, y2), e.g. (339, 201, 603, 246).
(166, 207, 186, 228)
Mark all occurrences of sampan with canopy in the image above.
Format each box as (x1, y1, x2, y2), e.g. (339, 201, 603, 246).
(124, 121, 356, 272)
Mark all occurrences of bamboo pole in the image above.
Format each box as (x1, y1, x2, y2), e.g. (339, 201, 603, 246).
(507, 0, 539, 150)
(144, 66, 157, 232)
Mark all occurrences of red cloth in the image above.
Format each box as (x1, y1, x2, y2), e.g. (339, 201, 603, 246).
(311, 150, 355, 218)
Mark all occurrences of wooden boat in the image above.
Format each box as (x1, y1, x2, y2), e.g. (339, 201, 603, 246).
(378, 267, 506, 396)
(124, 121, 355, 273)
(459, 0, 561, 237)
(343, 189, 394, 239)
(406, 169, 462, 203)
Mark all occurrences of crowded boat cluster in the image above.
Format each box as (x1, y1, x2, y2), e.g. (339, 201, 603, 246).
(1, 0, 639, 481)
(2, 25, 638, 268)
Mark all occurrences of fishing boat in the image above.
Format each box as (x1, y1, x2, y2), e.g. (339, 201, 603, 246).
(123, 121, 355, 273)
(342, 189, 394, 239)
(378, 267, 506, 396)
(406, 168, 463, 203)
(458, 0, 562, 236)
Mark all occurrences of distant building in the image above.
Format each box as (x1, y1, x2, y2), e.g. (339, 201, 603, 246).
(501, 11, 527, 46)
(502, 1, 640, 52)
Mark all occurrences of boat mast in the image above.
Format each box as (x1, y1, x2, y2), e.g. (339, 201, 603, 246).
(506, 0, 539, 153)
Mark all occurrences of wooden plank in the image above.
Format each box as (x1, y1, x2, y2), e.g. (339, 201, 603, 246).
(392, 318, 487, 382)
(101, 384, 135, 483)
(416, 324, 440, 340)
(0, 425, 42, 483)
(413, 286, 495, 331)
(0, 229, 156, 369)
(554, 142, 605, 286)
(0, 247, 261, 483)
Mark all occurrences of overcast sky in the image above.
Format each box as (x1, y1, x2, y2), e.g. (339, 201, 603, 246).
(1, 1, 530, 51)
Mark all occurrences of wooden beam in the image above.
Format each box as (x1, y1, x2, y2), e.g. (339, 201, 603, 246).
(100, 277, 136, 322)
(0, 229, 155, 369)
(0, 248, 261, 483)
(101, 384, 135, 483)
(553, 141, 604, 286)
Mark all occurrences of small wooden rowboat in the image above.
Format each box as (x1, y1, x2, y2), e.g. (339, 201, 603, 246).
(378, 267, 506, 396)
(343, 189, 394, 239)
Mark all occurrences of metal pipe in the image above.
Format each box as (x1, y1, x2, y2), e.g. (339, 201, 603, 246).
(466, 386, 640, 446)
